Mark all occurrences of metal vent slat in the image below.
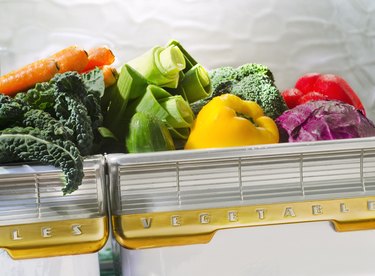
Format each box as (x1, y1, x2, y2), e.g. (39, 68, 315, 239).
(0, 155, 105, 226)
(107, 138, 375, 215)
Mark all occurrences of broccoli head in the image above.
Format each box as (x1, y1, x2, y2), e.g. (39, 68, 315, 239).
(232, 74, 287, 119)
(209, 66, 238, 92)
(235, 63, 274, 82)
(191, 63, 287, 119)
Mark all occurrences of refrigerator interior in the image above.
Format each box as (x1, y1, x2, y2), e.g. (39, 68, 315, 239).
(1, 0, 375, 276)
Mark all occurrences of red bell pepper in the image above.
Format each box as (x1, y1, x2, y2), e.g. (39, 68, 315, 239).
(281, 73, 366, 115)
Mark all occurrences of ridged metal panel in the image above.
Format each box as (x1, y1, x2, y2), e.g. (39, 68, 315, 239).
(108, 138, 375, 215)
(0, 155, 106, 226)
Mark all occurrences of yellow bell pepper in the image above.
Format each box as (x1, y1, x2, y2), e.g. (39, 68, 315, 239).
(184, 94, 279, 149)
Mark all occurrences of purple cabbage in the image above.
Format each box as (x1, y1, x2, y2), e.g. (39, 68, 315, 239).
(275, 100, 375, 142)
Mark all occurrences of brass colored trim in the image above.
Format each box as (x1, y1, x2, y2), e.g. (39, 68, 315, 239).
(113, 196, 375, 249)
(1, 217, 108, 259)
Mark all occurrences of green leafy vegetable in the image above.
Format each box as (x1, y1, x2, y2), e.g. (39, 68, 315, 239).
(54, 70, 104, 130)
(0, 127, 83, 195)
(15, 71, 103, 156)
(0, 94, 27, 128)
(1, 69, 105, 194)
(21, 109, 73, 142)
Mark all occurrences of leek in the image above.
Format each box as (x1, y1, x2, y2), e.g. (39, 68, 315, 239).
(180, 64, 211, 103)
(168, 127, 190, 140)
(100, 40, 211, 153)
(131, 85, 171, 121)
(166, 39, 198, 72)
(126, 112, 175, 153)
(159, 95, 194, 128)
(103, 64, 148, 141)
(128, 45, 186, 89)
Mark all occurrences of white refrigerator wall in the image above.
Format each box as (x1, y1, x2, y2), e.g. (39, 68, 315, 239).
(0, 250, 100, 276)
(119, 222, 375, 276)
(0, 0, 375, 121)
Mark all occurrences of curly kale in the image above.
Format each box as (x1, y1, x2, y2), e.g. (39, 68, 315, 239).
(0, 127, 83, 195)
(54, 70, 104, 130)
(191, 63, 287, 119)
(15, 70, 104, 156)
(21, 109, 73, 143)
(0, 70, 105, 194)
(53, 93, 93, 156)
(0, 94, 28, 128)
(15, 82, 56, 112)
(0, 97, 72, 142)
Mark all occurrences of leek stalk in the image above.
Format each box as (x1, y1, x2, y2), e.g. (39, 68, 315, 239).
(180, 64, 211, 103)
(103, 64, 148, 141)
(159, 95, 194, 128)
(128, 45, 186, 89)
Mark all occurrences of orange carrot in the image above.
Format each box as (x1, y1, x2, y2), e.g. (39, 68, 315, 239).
(102, 65, 118, 87)
(50, 45, 89, 73)
(83, 46, 115, 72)
(0, 58, 59, 96)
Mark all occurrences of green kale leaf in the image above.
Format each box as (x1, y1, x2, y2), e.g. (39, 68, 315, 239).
(0, 127, 83, 195)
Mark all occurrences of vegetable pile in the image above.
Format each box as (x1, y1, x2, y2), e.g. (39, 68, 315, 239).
(101, 40, 211, 153)
(0, 70, 104, 194)
(1, 40, 375, 195)
(0, 46, 115, 194)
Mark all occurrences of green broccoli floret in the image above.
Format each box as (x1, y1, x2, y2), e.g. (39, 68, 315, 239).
(191, 63, 287, 119)
(232, 74, 287, 119)
(235, 63, 274, 82)
(209, 66, 238, 92)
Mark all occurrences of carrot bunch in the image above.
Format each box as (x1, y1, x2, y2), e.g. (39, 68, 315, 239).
(82, 46, 118, 88)
(0, 45, 117, 96)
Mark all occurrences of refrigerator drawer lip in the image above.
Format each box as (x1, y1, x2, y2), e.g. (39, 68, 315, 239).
(107, 137, 375, 214)
(0, 154, 107, 225)
(0, 155, 109, 259)
(0, 216, 109, 260)
(106, 137, 375, 165)
(112, 196, 375, 249)
(107, 137, 375, 249)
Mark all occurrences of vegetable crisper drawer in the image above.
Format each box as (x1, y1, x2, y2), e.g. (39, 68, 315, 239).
(0, 155, 108, 259)
(108, 138, 375, 249)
